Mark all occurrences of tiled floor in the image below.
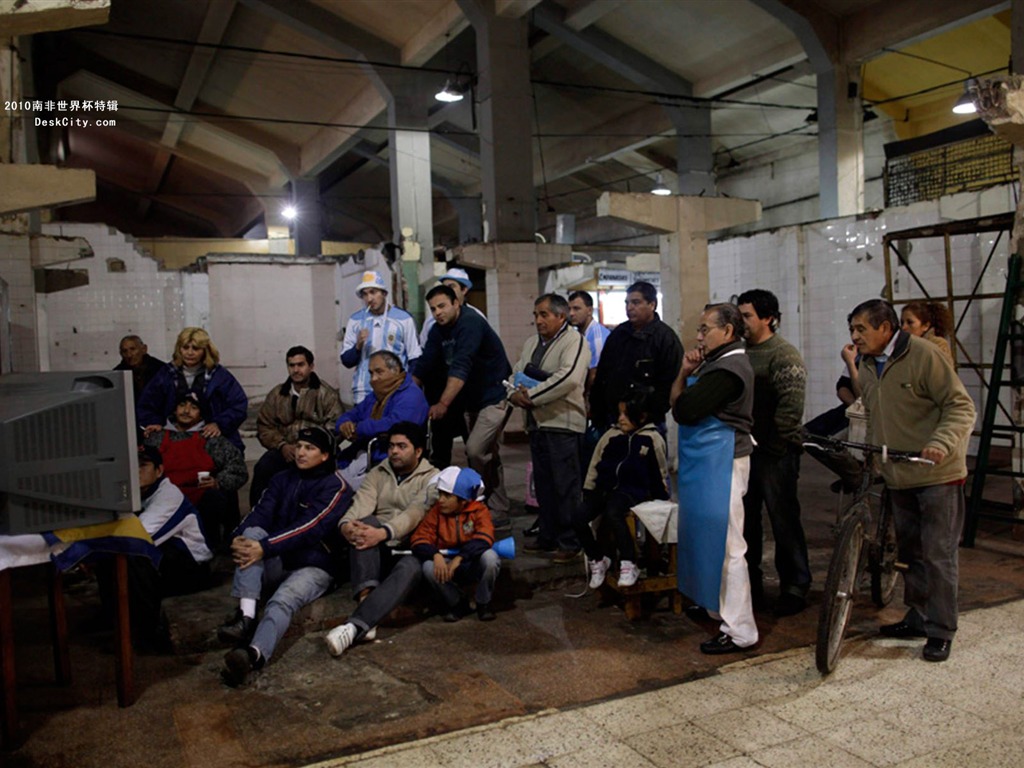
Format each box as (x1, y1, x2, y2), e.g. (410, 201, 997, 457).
(313, 599, 1024, 768)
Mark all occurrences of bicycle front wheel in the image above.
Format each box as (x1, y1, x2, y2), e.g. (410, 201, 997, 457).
(869, 490, 899, 607)
(816, 505, 867, 675)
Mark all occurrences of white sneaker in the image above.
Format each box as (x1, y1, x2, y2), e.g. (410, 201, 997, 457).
(325, 623, 358, 657)
(617, 561, 640, 588)
(363, 625, 377, 641)
(588, 556, 611, 589)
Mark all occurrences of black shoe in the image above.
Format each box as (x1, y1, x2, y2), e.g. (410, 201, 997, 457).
(443, 599, 471, 623)
(700, 633, 746, 655)
(217, 610, 256, 646)
(774, 593, 807, 618)
(685, 604, 710, 621)
(922, 637, 952, 662)
(223, 646, 259, 687)
(879, 620, 927, 639)
(524, 518, 541, 537)
(476, 603, 496, 622)
(552, 547, 582, 564)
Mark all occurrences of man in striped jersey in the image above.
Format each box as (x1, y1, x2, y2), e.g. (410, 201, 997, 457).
(341, 270, 421, 405)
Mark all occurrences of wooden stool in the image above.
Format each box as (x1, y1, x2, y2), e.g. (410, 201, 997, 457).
(604, 511, 683, 620)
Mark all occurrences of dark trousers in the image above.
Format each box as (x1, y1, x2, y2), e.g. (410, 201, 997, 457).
(197, 489, 239, 551)
(349, 516, 398, 596)
(530, 430, 582, 550)
(348, 555, 422, 641)
(889, 483, 965, 641)
(427, 409, 468, 469)
(572, 489, 636, 563)
(250, 449, 290, 508)
(97, 542, 210, 645)
(742, 448, 811, 598)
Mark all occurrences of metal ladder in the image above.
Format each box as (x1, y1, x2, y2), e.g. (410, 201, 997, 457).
(964, 251, 1024, 546)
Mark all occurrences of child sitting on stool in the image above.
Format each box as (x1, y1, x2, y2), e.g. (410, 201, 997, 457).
(412, 466, 500, 621)
(572, 391, 670, 589)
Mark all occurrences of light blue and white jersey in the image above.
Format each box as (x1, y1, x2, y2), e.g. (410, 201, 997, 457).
(583, 320, 611, 370)
(341, 305, 422, 404)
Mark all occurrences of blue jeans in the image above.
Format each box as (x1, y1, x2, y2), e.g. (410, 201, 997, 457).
(230, 527, 333, 661)
(422, 549, 500, 608)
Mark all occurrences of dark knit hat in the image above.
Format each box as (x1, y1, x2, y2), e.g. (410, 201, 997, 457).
(297, 425, 336, 456)
(138, 445, 163, 467)
(175, 391, 201, 407)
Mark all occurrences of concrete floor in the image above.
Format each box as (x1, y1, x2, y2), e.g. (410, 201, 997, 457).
(4, 443, 1024, 767)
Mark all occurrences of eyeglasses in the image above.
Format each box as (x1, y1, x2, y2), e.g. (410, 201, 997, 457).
(696, 325, 721, 335)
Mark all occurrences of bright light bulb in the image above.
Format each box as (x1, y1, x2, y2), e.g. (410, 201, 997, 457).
(435, 87, 464, 103)
(282, 205, 298, 220)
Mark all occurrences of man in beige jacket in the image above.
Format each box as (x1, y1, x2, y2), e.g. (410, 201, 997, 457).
(509, 293, 590, 562)
(336, 421, 438, 639)
(849, 299, 975, 663)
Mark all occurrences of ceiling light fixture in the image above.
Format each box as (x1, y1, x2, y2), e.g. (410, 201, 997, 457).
(952, 78, 979, 115)
(651, 173, 672, 196)
(435, 63, 474, 103)
(282, 205, 298, 220)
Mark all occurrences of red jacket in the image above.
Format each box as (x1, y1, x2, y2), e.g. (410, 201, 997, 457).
(411, 499, 494, 561)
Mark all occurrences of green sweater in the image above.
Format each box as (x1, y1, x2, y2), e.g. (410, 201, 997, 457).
(745, 333, 807, 456)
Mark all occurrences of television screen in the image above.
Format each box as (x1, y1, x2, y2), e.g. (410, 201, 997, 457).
(0, 371, 141, 534)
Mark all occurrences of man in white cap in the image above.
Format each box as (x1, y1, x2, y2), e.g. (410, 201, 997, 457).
(341, 270, 421, 405)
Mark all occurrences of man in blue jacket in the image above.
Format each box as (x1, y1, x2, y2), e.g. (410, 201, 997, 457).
(218, 426, 352, 686)
(413, 285, 513, 531)
(335, 350, 429, 489)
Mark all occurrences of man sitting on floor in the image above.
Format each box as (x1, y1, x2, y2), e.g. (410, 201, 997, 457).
(218, 426, 352, 686)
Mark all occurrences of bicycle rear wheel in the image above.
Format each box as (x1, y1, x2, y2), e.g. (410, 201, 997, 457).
(869, 490, 899, 607)
(816, 505, 867, 675)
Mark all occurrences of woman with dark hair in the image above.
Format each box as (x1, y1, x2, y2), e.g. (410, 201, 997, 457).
(137, 327, 249, 453)
(901, 301, 954, 365)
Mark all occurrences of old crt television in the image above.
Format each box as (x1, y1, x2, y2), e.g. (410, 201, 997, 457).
(0, 371, 141, 534)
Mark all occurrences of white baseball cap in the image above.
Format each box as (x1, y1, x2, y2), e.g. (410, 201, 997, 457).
(439, 268, 472, 290)
(356, 270, 388, 297)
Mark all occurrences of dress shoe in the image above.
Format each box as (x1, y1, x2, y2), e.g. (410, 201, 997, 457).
(774, 593, 807, 618)
(443, 599, 471, 623)
(524, 518, 541, 537)
(700, 632, 747, 655)
(523, 537, 557, 554)
(217, 610, 256, 646)
(879, 620, 927, 639)
(476, 603, 496, 622)
(922, 637, 952, 662)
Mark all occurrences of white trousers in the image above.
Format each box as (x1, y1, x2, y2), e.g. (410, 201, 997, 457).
(708, 456, 758, 647)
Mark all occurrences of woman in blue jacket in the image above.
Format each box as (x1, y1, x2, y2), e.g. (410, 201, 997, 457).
(137, 327, 249, 453)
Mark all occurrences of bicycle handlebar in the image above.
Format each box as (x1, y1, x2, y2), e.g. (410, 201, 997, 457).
(803, 434, 935, 465)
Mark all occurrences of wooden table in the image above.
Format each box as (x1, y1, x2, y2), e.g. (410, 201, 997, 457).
(1, 542, 144, 749)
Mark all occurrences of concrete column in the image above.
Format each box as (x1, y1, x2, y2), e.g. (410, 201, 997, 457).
(667, 106, 716, 196)
(459, 3, 536, 242)
(596, 193, 761, 340)
(291, 177, 322, 257)
(817, 65, 864, 218)
(451, 196, 484, 244)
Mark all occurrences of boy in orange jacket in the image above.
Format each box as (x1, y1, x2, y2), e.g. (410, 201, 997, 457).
(411, 466, 499, 621)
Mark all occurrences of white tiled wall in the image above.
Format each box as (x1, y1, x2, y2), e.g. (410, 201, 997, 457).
(709, 185, 1016, 434)
(36, 223, 189, 371)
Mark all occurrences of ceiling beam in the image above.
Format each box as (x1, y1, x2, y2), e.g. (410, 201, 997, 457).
(531, 0, 626, 60)
(496, 0, 544, 17)
(746, 0, 838, 72)
(140, 0, 238, 219)
(842, 0, 1009, 63)
(401, 0, 470, 66)
(0, 0, 109, 37)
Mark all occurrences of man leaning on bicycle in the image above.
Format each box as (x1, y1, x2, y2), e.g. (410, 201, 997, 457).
(847, 299, 975, 663)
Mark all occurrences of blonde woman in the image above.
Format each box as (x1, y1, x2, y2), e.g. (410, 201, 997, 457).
(137, 327, 249, 452)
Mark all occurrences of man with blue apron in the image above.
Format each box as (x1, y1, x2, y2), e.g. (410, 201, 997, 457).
(672, 303, 758, 654)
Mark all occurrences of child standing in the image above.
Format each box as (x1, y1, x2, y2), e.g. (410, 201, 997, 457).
(572, 392, 670, 588)
(412, 466, 500, 621)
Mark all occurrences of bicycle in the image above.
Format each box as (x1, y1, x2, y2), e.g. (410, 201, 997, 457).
(803, 435, 934, 675)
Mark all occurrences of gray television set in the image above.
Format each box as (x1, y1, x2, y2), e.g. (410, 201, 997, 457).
(0, 371, 141, 534)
